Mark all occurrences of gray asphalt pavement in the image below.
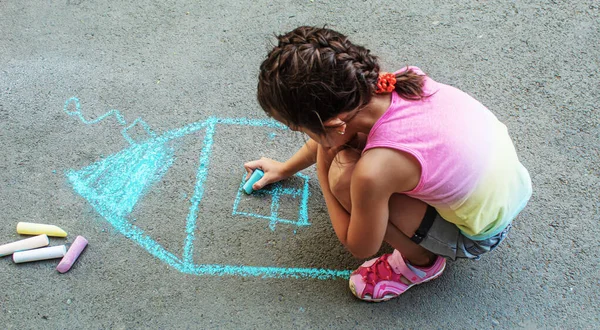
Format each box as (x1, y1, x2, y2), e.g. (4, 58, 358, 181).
(1, 0, 598, 329)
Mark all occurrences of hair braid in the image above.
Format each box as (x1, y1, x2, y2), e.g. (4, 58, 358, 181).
(257, 26, 424, 134)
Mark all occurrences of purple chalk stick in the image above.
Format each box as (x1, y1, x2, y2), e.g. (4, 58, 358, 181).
(57, 236, 88, 273)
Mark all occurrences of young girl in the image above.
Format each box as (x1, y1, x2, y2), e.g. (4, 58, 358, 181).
(244, 26, 532, 302)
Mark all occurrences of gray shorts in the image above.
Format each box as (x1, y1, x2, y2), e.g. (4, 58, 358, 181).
(418, 213, 512, 260)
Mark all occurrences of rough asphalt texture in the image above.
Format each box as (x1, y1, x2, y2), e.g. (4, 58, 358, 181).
(1, 0, 598, 329)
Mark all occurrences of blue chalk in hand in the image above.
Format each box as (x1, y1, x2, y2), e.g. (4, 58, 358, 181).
(243, 169, 264, 194)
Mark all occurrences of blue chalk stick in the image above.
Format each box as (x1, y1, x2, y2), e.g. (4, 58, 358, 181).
(243, 169, 264, 194)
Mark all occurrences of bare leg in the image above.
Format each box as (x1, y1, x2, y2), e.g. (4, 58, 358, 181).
(325, 147, 436, 269)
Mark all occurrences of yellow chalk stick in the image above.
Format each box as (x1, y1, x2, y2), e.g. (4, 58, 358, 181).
(16, 222, 68, 237)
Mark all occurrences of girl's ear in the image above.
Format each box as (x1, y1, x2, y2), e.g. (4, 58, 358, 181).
(323, 116, 345, 127)
(323, 116, 347, 135)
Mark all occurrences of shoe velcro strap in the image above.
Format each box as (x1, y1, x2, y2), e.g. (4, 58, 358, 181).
(388, 251, 423, 283)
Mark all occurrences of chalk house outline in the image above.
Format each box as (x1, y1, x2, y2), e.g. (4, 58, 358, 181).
(63, 97, 351, 280)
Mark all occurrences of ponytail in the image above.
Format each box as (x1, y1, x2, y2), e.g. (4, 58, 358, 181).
(393, 67, 426, 100)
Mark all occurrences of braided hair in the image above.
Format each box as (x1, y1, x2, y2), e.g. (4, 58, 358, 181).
(257, 26, 424, 134)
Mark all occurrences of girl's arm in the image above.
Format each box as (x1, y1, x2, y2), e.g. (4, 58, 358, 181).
(314, 133, 386, 253)
(344, 148, 421, 258)
(243, 139, 318, 190)
(281, 139, 319, 176)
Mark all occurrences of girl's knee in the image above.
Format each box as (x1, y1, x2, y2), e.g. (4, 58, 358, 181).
(328, 149, 360, 203)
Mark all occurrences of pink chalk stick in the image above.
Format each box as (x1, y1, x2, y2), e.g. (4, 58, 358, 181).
(56, 236, 88, 273)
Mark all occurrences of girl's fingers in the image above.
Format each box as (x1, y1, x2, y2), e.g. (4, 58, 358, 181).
(243, 160, 259, 171)
(253, 176, 269, 190)
(244, 157, 278, 183)
(243, 160, 262, 179)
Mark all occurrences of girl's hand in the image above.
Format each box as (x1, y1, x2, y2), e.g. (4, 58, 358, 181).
(243, 157, 290, 190)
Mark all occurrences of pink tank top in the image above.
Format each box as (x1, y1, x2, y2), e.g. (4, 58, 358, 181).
(364, 67, 532, 239)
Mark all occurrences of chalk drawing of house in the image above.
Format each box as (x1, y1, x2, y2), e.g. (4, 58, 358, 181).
(63, 97, 351, 280)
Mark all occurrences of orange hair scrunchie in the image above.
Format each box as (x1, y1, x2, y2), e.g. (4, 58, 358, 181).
(375, 72, 397, 94)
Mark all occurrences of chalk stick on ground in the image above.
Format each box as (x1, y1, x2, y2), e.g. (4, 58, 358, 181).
(13, 245, 67, 263)
(57, 236, 88, 273)
(0, 234, 49, 257)
(243, 169, 264, 194)
(16, 222, 68, 237)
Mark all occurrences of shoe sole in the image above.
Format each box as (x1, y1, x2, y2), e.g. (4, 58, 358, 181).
(349, 260, 446, 303)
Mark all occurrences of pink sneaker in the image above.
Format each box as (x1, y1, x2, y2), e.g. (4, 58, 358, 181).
(349, 250, 446, 302)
